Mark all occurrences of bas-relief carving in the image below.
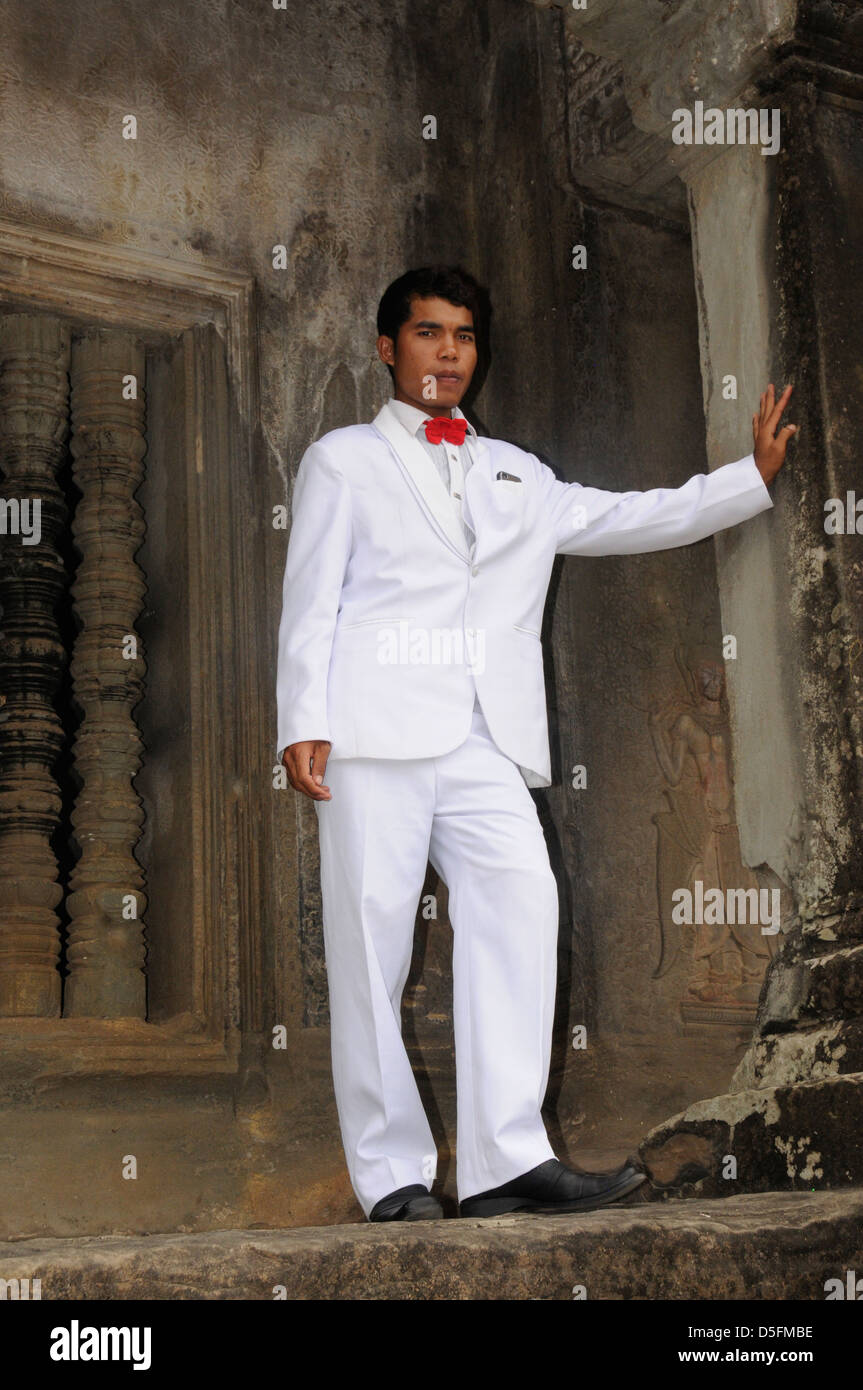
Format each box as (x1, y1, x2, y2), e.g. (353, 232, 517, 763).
(648, 644, 779, 1025)
(561, 31, 687, 218)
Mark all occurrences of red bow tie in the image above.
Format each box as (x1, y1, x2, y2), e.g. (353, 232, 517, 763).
(424, 415, 468, 446)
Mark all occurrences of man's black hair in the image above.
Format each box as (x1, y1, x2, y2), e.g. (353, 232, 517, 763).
(376, 265, 490, 383)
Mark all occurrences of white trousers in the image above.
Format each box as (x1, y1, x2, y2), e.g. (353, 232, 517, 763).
(314, 702, 559, 1217)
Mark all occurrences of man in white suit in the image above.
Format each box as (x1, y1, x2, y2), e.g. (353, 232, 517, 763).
(276, 266, 795, 1222)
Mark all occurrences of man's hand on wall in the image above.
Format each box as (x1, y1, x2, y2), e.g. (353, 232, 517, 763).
(282, 740, 333, 800)
(753, 383, 797, 485)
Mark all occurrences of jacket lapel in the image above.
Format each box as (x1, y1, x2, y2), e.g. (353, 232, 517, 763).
(371, 403, 471, 562)
(462, 434, 489, 540)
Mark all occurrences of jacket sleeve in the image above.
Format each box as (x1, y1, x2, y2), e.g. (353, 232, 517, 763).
(275, 441, 352, 762)
(536, 452, 773, 556)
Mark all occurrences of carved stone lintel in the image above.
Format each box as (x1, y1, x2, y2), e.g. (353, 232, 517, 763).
(526, 1, 863, 218)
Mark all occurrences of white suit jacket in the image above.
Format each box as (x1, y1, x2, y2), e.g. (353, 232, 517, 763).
(275, 401, 773, 787)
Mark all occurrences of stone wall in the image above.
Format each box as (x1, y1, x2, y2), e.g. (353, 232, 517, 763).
(0, 0, 765, 1232)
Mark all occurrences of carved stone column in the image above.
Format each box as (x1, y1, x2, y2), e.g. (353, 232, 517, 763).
(0, 314, 71, 1016)
(64, 328, 148, 1018)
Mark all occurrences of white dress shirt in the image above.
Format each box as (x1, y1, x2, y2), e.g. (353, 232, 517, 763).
(386, 397, 477, 551)
(387, 396, 481, 710)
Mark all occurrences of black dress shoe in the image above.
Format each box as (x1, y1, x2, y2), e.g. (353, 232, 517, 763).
(459, 1158, 646, 1218)
(369, 1184, 444, 1222)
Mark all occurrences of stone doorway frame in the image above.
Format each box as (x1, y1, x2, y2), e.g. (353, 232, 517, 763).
(0, 216, 268, 1078)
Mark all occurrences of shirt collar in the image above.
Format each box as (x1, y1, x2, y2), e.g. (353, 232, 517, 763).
(387, 396, 476, 442)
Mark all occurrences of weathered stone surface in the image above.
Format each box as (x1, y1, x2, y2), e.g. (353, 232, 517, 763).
(755, 939, 863, 1031)
(805, 946, 863, 1019)
(802, 903, 863, 949)
(733, 1021, 863, 1090)
(756, 938, 811, 1030)
(645, 1131, 718, 1190)
(1, 1189, 860, 1299)
(641, 1075, 863, 1194)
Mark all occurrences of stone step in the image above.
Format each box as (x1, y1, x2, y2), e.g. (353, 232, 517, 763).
(805, 944, 863, 1017)
(732, 1020, 863, 1089)
(759, 944, 863, 1029)
(802, 904, 863, 948)
(640, 1073, 863, 1194)
(0, 1189, 861, 1299)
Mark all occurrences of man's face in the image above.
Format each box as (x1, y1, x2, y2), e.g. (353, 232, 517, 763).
(377, 294, 477, 415)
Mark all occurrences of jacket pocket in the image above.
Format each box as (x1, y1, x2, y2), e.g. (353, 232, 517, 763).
(339, 615, 412, 630)
(513, 623, 540, 638)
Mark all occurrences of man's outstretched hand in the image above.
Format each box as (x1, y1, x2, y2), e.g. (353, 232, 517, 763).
(282, 739, 332, 800)
(753, 383, 797, 485)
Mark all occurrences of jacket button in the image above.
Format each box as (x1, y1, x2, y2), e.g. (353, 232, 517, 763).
(471, 564, 479, 576)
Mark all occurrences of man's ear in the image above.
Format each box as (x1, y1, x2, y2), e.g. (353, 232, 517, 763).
(376, 333, 395, 367)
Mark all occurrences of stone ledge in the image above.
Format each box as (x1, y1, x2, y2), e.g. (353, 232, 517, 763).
(1, 1189, 861, 1300)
